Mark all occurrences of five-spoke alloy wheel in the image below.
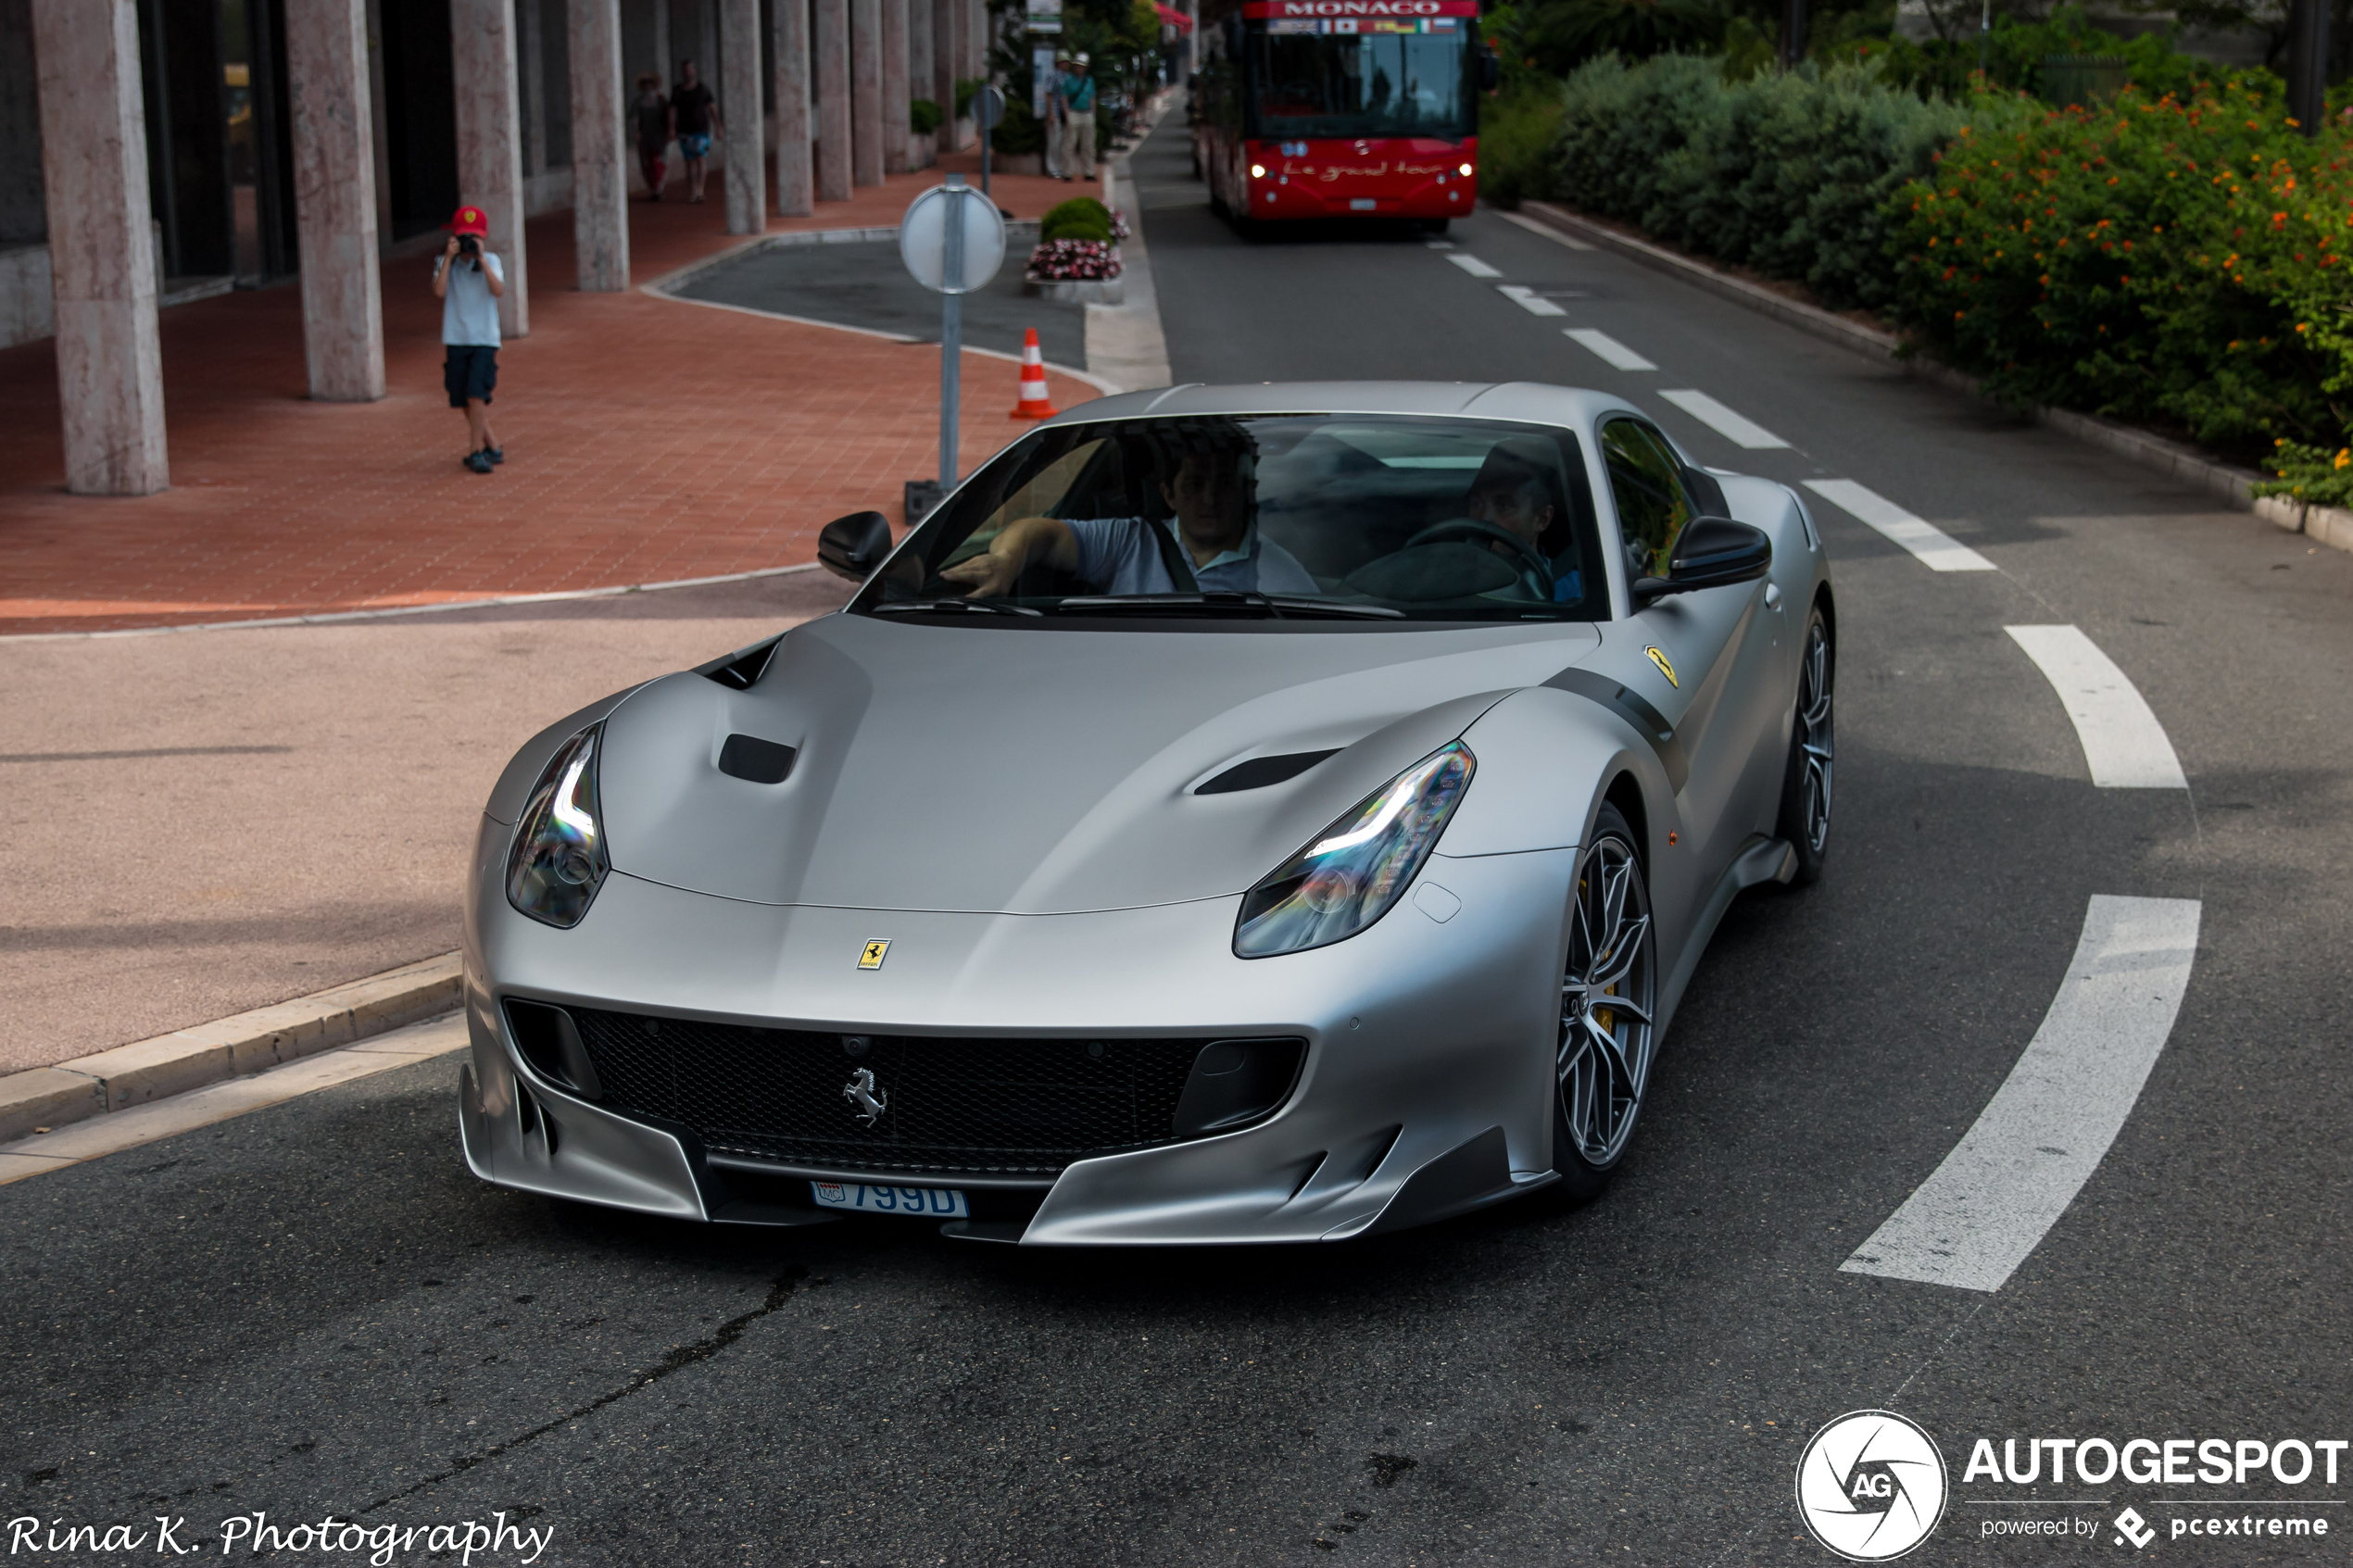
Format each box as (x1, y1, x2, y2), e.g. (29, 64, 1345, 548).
(1776, 607, 1835, 884)
(1553, 803, 1657, 1198)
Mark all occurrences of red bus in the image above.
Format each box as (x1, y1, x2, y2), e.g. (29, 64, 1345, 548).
(1192, 0, 1495, 232)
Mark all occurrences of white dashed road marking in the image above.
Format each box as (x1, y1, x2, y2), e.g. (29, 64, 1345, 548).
(2006, 625, 2190, 788)
(1496, 285, 1567, 317)
(1496, 209, 1595, 249)
(1842, 895, 2201, 1292)
(1801, 479, 1996, 572)
(1446, 253, 1503, 278)
(1657, 389, 1788, 450)
(1563, 328, 1656, 371)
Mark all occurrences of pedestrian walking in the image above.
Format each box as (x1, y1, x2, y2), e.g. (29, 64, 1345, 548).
(434, 206, 507, 474)
(671, 59, 722, 205)
(632, 72, 671, 199)
(1058, 54, 1097, 182)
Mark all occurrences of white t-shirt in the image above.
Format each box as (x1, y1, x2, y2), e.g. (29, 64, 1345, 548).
(440, 251, 504, 347)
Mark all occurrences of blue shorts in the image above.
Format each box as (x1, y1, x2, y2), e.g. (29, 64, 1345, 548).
(678, 133, 712, 160)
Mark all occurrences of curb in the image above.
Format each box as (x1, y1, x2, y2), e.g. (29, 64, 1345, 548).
(1509, 202, 2344, 553)
(639, 218, 1045, 297)
(0, 953, 464, 1144)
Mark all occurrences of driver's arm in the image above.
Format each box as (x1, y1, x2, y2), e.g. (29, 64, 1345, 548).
(937, 515, 1079, 597)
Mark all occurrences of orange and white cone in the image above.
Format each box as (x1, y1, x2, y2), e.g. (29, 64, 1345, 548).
(1009, 328, 1059, 420)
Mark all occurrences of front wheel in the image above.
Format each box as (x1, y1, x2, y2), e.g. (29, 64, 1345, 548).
(1773, 606, 1834, 885)
(1550, 802, 1658, 1203)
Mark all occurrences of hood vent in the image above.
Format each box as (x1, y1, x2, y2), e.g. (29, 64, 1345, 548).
(695, 634, 785, 690)
(718, 734, 798, 784)
(1195, 748, 1340, 796)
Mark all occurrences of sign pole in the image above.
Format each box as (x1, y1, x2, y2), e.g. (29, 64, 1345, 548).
(940, 175, 965, 488)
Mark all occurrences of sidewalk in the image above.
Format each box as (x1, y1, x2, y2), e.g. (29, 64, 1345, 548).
(0, 152, 1096, 638)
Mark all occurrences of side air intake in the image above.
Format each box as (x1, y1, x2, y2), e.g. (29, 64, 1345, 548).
(1195, 749, 1340, 796)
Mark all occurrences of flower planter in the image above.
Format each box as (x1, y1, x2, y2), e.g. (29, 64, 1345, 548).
(912, 132, 937, 169)
(1022, 274, 1125, 305)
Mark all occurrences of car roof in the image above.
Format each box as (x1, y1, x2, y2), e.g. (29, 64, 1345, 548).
(1043, 382, 1638, 429)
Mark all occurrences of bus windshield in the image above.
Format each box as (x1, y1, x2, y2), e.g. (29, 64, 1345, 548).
(1247, 26, 1469, 140)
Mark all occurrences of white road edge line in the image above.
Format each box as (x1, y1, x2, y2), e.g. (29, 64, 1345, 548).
(0, 1013, 468, 1184)
(1801, 479, 1995, 572)
(1563, 328, 1656, 371)
(1496, 284, 1567, 318)
(2006, 625, 2191, 788)
(1657, 389, 1788, 450)
(1496, 209, 1595, 250)
(1841, 895, 2201, 1292)
(1446, 253, 1504, 278)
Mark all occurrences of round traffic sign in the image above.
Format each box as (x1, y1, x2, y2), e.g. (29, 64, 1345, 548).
(900, 182, 1006, 295)
(975, 83, 1006, 132)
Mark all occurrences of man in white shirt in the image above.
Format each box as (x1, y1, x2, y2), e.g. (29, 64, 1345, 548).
(433, 206, 508, 474)
(941, 446, 1318, 598)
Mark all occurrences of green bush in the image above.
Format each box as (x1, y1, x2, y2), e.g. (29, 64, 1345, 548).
(1886, 75, 2352, 456)
(991, 95, 1047, 156)
(1474, 84, 1566, 207)
(1552, 54, 1987, 309)
(954, 77, 983, 119)
(911, 97, 942, 135)
(1040, 195, 1115, 242)
(2255, 440, 2353, 508)
(1857, 9, 2219, 107)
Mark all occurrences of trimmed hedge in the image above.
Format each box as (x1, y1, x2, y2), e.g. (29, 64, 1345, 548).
(1040, 196, 1116, 243)
(1549, 55, 1984, 310)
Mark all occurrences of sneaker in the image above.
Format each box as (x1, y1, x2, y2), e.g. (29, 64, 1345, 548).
(483, 446, 504, 465)
(465, 450, 494, 474)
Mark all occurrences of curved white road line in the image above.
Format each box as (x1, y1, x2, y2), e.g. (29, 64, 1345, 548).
(2006, 624, 2190, 788)
(1801, 479, 1996, 572)
(1842, 895, 2202, 1293)
(1658, 389, 1788, 450)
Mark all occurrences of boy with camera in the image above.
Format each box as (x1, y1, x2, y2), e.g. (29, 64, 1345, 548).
(434, 206, 508, 474)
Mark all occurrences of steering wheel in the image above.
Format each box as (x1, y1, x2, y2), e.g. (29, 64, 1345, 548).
(1403, 519, 1554, 599)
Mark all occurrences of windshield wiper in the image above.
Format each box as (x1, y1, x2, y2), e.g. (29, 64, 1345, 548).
(869, 596, 1042, 618)
(1051, 592, 1404, 621)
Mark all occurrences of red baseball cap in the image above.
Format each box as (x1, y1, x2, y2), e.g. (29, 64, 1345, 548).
(447, 206, 490, 236)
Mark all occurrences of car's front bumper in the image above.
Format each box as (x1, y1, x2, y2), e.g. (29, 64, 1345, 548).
(460, 818, 1572, 1244)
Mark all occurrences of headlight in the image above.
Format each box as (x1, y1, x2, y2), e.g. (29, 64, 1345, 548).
(1233, 743, 1474, 959)
(1458, 162, 1474, 176)
(1250, 162, 1266, 179)
(506, 725, 610, 928)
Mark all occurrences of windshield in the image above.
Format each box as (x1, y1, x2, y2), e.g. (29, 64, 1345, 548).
(852, 414, 1604, 624)
(1247, 26, 1469, 139)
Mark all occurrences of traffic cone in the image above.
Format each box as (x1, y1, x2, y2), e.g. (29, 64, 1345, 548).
(1009, 328, 1059, 420)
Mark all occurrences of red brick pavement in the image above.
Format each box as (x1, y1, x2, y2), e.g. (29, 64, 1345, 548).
(0, 154, 1105, 636)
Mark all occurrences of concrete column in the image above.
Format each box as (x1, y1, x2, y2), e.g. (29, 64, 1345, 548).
(849, 0, 882, 187)
(720, 0, 764, 230)
(31, 0, 167, 495)
(452, 0, 530, 338)
(285, 0, 385, 402)
(814, 0, 850, 200)
(965, 0, 982, 79)
(881, 0, 910, 174)
(520, 0, 547, 174)
(569, 0, 628, 289)
(938, 0, 963, 149)
(773, 0, 812, 215)
(909, 0, 931, 124)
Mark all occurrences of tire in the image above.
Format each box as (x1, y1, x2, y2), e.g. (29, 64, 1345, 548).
(1550, 801, 1658, 1203)
(1772, 605, 1835, 887)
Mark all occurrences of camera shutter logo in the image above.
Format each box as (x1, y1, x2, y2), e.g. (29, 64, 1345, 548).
(1794, 1410, 1948, 1562)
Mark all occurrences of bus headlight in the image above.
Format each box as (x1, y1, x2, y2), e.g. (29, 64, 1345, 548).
(1458, 162, 1473, 177)
(1250, 163, 1266, 179)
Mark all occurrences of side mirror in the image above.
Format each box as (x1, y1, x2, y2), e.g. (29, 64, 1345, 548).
(817, 510, 895, 582)
(1632, 517, 1772, 605)
(1479, 49, 1501, 92)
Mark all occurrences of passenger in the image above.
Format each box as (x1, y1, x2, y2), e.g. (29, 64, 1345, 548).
(1461, 436, 1579, 600)
(941, 447, 1317, 597)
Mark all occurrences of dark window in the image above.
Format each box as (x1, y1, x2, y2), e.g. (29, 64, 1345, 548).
(1601, 419, 1694, 582)
(1245, 26, 1469, 140)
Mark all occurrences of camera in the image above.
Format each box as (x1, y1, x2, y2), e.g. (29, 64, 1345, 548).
(456, 233, 481, 258)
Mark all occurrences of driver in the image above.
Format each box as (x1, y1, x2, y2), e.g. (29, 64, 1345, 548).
(941, 437, 1316, 598)
(1460, 437, 1579, 601)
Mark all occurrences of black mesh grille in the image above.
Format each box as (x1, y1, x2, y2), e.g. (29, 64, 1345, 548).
(564, 1007, 1239, 1176)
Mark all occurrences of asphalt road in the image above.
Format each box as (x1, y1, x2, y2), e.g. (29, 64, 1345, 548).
(680, 235, 1089, 371)
(6, 110, 2351, 1567)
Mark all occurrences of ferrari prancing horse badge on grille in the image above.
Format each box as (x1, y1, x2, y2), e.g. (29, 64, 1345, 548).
(858, 939, 890, 970)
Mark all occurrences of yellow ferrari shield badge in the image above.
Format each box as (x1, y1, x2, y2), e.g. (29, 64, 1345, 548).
(858, 939, 890, 971)
(1644, 646, 1680, 688)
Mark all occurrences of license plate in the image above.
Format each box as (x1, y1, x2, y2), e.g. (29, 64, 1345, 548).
(810, 1181, 969, 1218)
(1350, 198, 1378, 211)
